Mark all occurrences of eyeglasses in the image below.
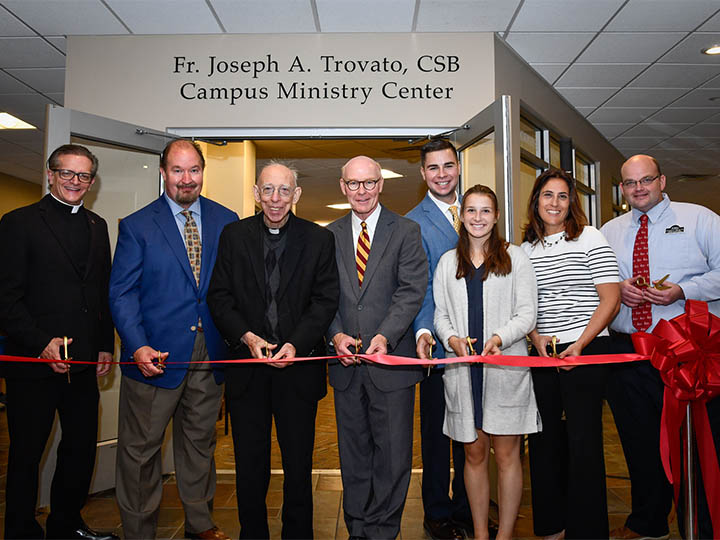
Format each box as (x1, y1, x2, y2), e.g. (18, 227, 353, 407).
(343, 179, 379, 191)
(621, 175, 659, 189)
(258, 184, 296, 199)
(52, 169, 93, 183)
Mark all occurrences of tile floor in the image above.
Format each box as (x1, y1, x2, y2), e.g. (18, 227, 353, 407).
(0, 386, 682, 539)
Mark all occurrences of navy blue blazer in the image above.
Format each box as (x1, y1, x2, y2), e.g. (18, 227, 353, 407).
(405, 192, 459, 360)
(109, 195, 238, 389)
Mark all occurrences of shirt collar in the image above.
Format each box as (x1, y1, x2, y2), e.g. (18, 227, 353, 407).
(164, 192, 202, 218)
(427, 189, 459, 215)
(631, 193, 670, 224)
(49, 192, 83, 214)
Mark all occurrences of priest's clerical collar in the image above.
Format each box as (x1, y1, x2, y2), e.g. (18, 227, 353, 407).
(49, 192, 83, 214)
(263, 215, 291, 236)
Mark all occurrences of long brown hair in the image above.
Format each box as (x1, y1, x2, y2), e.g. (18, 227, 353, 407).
(455, 184, 511, 280)
(522, 168, 587, 245)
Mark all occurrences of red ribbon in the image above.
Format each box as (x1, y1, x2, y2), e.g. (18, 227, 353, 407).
(632, 299, 720, 534)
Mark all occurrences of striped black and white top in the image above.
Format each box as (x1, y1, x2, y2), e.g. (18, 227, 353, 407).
(521, 226, 619, 343)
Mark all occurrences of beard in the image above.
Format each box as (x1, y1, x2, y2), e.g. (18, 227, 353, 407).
(173, 184, 200, 205)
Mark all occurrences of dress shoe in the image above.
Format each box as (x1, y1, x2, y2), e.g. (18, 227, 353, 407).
(609, 525, 669, 540)
(185, 526, 231, 539)
(423, 517, 465, 539)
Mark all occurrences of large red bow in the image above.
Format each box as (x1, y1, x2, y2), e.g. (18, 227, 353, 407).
(632, 300, 720, 534)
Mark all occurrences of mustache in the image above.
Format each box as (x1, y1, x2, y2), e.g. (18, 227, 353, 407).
(177, 183, 198, 189)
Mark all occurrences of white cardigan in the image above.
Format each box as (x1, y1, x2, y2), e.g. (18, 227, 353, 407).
(433, 244, 541, 442)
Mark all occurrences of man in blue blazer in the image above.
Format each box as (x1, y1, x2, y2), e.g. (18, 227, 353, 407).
(406, 139, 471, 539)
(109, 140, 238, 540)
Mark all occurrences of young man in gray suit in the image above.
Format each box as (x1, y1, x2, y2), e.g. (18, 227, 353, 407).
(327, 155, 428, 539)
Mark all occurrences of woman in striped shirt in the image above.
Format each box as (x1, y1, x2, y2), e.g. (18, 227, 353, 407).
(521, 169, 620, 540)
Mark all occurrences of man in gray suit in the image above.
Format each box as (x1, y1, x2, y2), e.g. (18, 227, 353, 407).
(327, 155, 428, 539)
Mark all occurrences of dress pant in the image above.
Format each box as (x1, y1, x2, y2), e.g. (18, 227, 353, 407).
(116, 333, 223, 539)
(529, 337, 610, 539)
(4, 368, 99, 539)
(419, 367, 471, 523)
(606, 332, 673, 538)
(334, 364, 415, 540)
(227, 364, 319, 539)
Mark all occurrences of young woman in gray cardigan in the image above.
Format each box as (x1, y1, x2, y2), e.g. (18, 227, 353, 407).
(433, 184, 540, 540)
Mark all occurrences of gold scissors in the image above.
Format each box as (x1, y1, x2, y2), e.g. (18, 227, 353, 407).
(426, 337, 435, 376)
(156, 351, 165, 369)
(635, 273, 671, 290)
(466, 336, 477, 356)
(63, 336, 70, 383)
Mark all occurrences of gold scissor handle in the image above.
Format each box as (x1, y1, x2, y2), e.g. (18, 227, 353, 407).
(550, 335, 558, 358)
(466, 336, 476, 356)
(63, 336, 71, 383)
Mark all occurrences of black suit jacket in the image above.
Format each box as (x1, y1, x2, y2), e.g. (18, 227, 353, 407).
(207, 212, 339, 402)
(0, 195, 114, 379)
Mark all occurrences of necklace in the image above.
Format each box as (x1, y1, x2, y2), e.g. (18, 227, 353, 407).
(542, 232, 566, 248)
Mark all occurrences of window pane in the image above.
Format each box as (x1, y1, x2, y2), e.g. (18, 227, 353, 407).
(461, 131, 495, 194)
(520, 118, 541, 157)
(549, 138, 561, 169)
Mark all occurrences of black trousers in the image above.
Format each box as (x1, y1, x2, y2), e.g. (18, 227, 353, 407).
(227, 366, 319, 540)
(606, 332, 674, 537)
(4, 369, 99, 539)
(528, 337, 610, 539)
(419, 368, 471, 523)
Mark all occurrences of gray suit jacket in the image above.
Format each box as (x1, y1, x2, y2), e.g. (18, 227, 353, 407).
(327, 206, 428, 392)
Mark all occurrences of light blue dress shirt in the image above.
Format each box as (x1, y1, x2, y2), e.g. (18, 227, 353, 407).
(164, 192, 202, 246)
(600, 194, 720, 333)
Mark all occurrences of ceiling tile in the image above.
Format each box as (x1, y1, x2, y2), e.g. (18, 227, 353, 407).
(556, 87, 619, 108)
(577, 32, 686, 63)
(0, 37, 65, 68)
(593, 123, 635, 138)
(702, 73, 720, 88)
(0, 70, 33, 93)
(415, 1, 520, 32)
(649, 107, 720, 123)
(556, 64, 646, 87)
(622, 123, 693, 137)
(575, 107, 596, 117)
(318, 0, 415, 32)
(684, 123, 720, 137)
(660, 32, 720, 63)
(510, 0, 623, 32)
(1, 0, 128, 35)
(5, 67, 64, 93)
(654, 137, 708, 149)
(0, 160, 41, 182)
(529, 63, 568, 84)
(603, 87, 687, 107)
(630, 64, 720, 88)
(106, 0, 220, 34)
(671, 88, 720, 107)
(0, 5, 33, 36)
(46, 36, 66, 53)
(699, 11, 720, 31)
(613, 136, 667, 147)
(0, 92, 54, 111)
(606, 1, 719, 31)
(210, 0, 317, 32)
(589, 107, 657, 123)
(505, 32, 595, 63)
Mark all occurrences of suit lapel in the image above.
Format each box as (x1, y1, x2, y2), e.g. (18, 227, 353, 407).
(198, 197, 217, 292)
(422, 194, 458, 244)
(359, 206, 394, 298)
(335, 214, 360, 299)
(248, 214, 266, 292)
(152, 197, 197, 289)
(38, 196, 83, 279)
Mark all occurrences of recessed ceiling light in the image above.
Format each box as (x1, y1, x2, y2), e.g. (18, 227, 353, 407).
(381, 168, 403, 179)
(0, 112, 36, 129)
(142, 165, 149, 169)
(327, 203, 351, 210)
(702, 45, 720, 55)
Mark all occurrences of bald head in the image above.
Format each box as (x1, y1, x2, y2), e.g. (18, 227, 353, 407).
(254, 160, 301, 229)
(340, 155, 384, 220)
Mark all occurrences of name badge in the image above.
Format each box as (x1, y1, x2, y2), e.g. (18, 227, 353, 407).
(665, 224, 684, 234)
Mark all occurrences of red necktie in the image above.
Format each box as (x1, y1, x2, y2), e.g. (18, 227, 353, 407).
(632, 214, 652, 331)
(356, 221, 370, 287)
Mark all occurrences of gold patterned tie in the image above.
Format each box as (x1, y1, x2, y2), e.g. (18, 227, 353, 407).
(356, 221, 370, 287)
(181, 210, 201, 285)
(449, 206, 461, 234)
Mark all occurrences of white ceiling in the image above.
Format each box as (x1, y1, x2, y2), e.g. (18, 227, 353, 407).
(2, 0, 720, 189)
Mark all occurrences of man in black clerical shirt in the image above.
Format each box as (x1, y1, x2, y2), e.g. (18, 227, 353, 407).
(0, 144, 117, 540)
(208, 161, 339, 539)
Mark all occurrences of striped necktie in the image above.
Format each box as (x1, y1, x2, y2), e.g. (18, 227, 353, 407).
(356, 221, 370, 287)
